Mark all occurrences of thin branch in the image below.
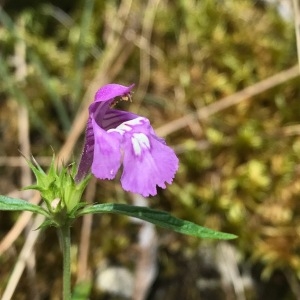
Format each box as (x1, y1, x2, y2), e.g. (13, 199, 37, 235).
(0, 156, 52, 167)
(0, 2, 137, 299)
(76, 177, 97, 283)
(1, 214, 44, 300)
(132, 195, 158, 300)
(133, 0, 161, 112)
(0, 191, 40, 255)
(292, 0, 300, 71)
(156, 65, 300, 137)
(14, 18, 39, 300)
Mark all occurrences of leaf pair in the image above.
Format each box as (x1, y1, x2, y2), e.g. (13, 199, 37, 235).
(0, 195, 236, 240)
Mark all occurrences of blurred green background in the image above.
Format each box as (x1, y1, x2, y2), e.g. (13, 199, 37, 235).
(1, 0, 300, 299)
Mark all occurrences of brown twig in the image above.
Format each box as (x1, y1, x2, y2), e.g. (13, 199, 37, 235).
(76, 0, 136, 285)
(0, 8, 299, 295)
(133, 0, 161, 112)
(292, 0, 300, 71)
(76, 177, 97, 283)
(0, 64, 298, 259)
(131, 195, 158, 300)
(58, 38, 134, 163)
(18, 105, 39, 300)
(0, 26, 134, 258)
(0, 156, 52, 167)
(156, 65, 300, 137)
(9, 18, 39, 300)
(0, 192, 41, 255)
(1, 214, 45, 300)
(0, 1, 137, 298)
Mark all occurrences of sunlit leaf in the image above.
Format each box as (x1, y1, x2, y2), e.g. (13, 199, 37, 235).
(77, 203, 237, 240)
(0, 195, 49, 217)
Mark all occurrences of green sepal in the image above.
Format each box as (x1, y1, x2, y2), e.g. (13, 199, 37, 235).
(0, 195, 50, 217)
(68, 202, 89, 219)
(23, 154, 91, 215)
(77, 203, 237, 240)
(35, 219, 58, 230)
(23, 155, 49, 188)
(23, 155, 59, 205)
(60, 172, 92, 213)
(23, 184, 42, 191)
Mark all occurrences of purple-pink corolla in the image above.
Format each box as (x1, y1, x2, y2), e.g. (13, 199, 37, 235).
(76, 83, 179, 197)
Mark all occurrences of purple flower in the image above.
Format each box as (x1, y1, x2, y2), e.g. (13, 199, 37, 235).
(76, 83, 179, 197)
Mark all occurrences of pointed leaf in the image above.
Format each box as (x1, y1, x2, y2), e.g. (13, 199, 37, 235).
(0, 195, 50, 217)
(36, 219, 57, 229)
(77, 203, 237, 240)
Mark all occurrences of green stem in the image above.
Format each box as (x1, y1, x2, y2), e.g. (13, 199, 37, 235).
(58, 224, 72, 300)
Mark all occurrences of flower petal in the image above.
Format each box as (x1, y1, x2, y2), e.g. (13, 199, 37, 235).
(77, 83, 179, 196)
(75, 117, 94, 182)
(101, 109, 139, 130)
(94, 84, 134, 103)
(121, 128, 179, 197)
(90, 84, 135, 130)
(91, 118, 122, 180)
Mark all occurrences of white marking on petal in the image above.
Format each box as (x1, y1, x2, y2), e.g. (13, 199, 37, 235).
(107, 117, 148, 135)
(126, 117, 145, 126)
(131, 133, 151, 156)
(116, 123, 132, 132)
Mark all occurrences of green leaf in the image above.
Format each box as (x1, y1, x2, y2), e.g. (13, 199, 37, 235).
(77, 203, 237, 240)
(0, 195, 50, 217)
(35, 219, 58, 230)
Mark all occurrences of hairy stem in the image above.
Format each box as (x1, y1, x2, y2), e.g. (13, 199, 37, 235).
(58, 224, 72, 300)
